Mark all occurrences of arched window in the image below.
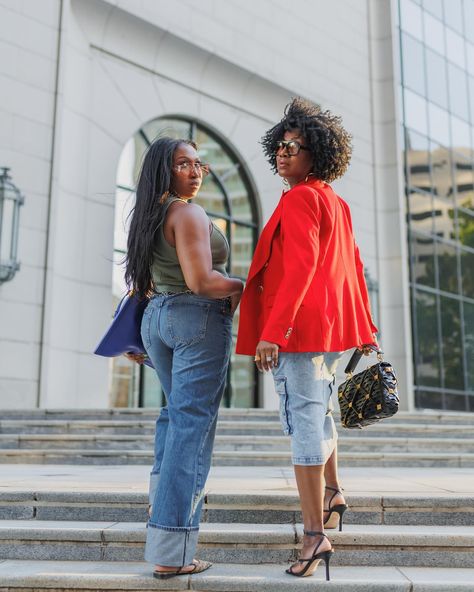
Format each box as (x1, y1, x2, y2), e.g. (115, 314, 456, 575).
(111, 117, 259, 408)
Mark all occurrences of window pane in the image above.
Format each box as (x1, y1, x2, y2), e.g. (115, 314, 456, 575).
(443, 0, 463, 34)
(423, 11, 445, 53)
(460, 248, 474, 298)
(448, 63, 469, 121)
(444, 393, 468, 411)
(406, 130, 431, 192)
(464, 301, 474, 390)
(228, 336, 257, 408)
(467, 42, 474, 73)
(445, 28, 465, 68)
(402, 33, 425, 95)
(453, 156, 474, 210)
(415, 389, 443, 409)
(425, 49, 448, 108)
(231, 223, 253, 278)
(143, 118, 191, 143)
(414, 290, 441, 386)
(400, 0, 423, 39)
(404, 89, 428, 136)
(410, 231, 436, 286)
(433, 195, 456, 241)
(408, 191, 433, 233)
(430, 144, 453, 200)
(436, 240, 459, 293)
(227, 168, 254, 222)
(195, 175, 227, 215)
(428, 103, 450, 146)
(440, 295, 464, 390)
(422, 0, 443, 20)
(451, 117, 471, 150)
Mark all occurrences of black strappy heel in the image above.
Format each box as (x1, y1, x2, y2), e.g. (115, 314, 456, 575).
(324, 485, 348, 532)
(286, 530, 333, 579)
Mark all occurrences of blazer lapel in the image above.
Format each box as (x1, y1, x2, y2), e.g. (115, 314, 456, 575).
(246, 197, 283, 283)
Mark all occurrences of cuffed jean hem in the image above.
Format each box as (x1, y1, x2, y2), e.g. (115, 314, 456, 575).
(144, 523, 199, 567)
(292, 437, 336, 466)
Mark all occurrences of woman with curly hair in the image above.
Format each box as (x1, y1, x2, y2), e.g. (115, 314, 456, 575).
(236, 98, 378, 579)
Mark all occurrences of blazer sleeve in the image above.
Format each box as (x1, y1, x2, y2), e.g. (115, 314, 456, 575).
(260, 187, 320, 347)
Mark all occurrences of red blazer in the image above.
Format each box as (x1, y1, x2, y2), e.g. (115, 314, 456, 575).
(235, 179, 378, 355)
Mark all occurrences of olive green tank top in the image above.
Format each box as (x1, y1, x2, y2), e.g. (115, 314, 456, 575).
(151, 195, 229, 293)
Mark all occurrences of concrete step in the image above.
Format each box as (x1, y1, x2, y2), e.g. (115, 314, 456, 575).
(0, 520, 473, 568)
(1, 490, 472, 526)
(2, 408, 474, 425)
(1, 447, 473, 467)
(0, 561, 473, 592)
(1, 419, 473, 439)
(0, 433, 472, 455)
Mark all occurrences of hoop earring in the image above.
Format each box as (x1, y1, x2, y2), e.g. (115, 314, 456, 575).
(282, 178, 290, 189)
(304, 172, 316, 183)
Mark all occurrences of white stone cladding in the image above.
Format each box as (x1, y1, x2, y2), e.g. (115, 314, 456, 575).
(0, 0, 413, 410)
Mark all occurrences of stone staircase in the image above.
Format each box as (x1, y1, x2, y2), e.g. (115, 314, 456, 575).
(1, 408, 473, 467)
(0, 408, 473, 590)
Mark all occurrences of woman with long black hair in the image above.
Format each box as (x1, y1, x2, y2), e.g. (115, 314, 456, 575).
(125, 137, 243, 579)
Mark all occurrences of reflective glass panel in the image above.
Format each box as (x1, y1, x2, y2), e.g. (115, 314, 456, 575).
(422, 0, 443, 20)
(460, 248, 474, 298)
(440, 295, 464, 390)
(423, 11, 445, 53)
(414, 290, 441, 386)
(195, 174, 227, 215)
(415, 389, 443, 409)
(143, 118, 191, 143)
(428, 102, 450, 146)
(444, 393, 468, 411)
(425, 49, 448, 109)
(228, 335, 257, 408)
(404, 89, 428, 136)
(408, 191, 433, 233)
(436, 240, 459, 293)
(466, 3, 474, 43)
(464, 301, 474, 390)
(400, 0, 423, 39)
(445, 28, 465, 68)
(402, 33, 425, 95)
(430, 143, 453, 200)
(410, 231, 436, 286)
(231, 223, 253, 279)
(433, 195, 456, 240)
(448, 63, 469, 121)
(406, 130, 431, 192)
(443, 0, 463, 34)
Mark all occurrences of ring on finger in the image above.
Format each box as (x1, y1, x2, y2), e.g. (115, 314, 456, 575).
(265, 356, 272, 362)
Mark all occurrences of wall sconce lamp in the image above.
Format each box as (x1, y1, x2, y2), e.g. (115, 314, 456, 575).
(0, 168, 24, 284)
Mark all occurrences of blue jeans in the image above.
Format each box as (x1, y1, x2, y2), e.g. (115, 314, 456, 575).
(141, 293, 233, 566)
(272, 352, 343, 465)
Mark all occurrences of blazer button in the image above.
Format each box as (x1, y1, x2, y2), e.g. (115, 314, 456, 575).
(258, 285, 264, 292)
(285, 327, 293, 339)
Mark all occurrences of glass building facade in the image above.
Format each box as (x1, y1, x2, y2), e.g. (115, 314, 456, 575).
(111, 117, 259, 408)
(398, 0, 474, 410)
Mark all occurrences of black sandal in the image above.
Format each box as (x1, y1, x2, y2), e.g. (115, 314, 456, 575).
(153, 559, 212, 579)
(286, 531, 333, 579)
(324, 485, 348, 531)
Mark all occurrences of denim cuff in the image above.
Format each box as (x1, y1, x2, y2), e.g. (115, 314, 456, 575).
(145, 523, 199, 566)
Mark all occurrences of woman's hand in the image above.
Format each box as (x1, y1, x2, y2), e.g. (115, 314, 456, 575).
(254, 340, 279, 372)
(124, 352, 147, 365)
(360, 335, 380, 356)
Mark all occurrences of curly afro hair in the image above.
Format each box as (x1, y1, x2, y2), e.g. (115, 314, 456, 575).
(261, 97, 353, 183)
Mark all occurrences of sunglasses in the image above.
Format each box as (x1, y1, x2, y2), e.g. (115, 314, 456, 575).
(275, 140, 310, 156)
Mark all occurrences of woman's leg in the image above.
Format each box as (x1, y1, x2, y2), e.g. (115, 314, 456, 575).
(141, 298, 173, 513)
(272, 352, 342, 574)
(145, 296, 233, 571)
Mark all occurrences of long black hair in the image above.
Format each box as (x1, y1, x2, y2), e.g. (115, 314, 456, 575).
(124, 136, 196, 297)
(261, 97, 352, 182)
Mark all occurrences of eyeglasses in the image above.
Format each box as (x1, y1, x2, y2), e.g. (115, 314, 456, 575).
(173, 161, 210, 176)
(275, 140, 310, 156)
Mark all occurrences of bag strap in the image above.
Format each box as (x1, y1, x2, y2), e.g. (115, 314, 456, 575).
(344, 345, 384, 374)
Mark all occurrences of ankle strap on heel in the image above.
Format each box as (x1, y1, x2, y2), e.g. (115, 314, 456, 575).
(325, 485, 342, 494)
(303, 530, 327, 537)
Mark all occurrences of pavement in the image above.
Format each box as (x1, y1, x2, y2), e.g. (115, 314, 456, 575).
(1, 464, 473, 497)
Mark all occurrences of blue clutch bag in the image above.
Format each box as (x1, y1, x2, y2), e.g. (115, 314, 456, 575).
(94, 292, 154, 369)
